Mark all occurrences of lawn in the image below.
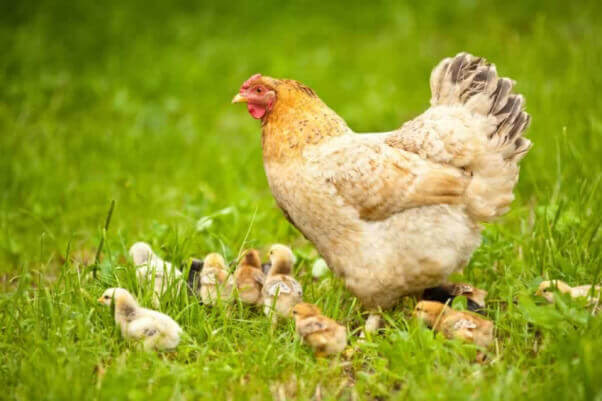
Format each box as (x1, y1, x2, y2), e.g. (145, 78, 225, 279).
(1, 0, 601, 400)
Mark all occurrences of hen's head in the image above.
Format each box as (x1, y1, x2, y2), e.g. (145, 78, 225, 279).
(233, 74, 347, 161)
(232, 74, 321, 120)
(232, 74, 278, 119)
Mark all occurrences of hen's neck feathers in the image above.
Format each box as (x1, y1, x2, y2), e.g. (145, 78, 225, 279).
(262, 80, 349, 163)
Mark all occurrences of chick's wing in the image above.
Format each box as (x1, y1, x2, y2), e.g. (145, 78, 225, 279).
(252, 270, 265, 286)
(266, 280, 292, 296)
(298, 316, 330, 337)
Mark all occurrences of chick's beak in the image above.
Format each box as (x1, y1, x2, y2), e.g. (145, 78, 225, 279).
(97, 297, 104, 303)
(232, 93, 248, 104)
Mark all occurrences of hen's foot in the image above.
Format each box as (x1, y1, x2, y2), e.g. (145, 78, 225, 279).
(421, 283, 487, 313)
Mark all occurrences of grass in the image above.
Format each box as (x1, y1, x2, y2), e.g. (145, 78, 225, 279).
(1, 0, 601, 399)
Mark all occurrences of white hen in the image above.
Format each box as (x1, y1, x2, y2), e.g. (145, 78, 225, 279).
(233, 53, 531, 331)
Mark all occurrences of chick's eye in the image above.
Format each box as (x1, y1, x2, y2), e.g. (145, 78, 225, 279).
(104, 295, 110, 299)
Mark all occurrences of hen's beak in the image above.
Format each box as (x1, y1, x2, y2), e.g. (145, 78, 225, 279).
(232, 93, 248, 104)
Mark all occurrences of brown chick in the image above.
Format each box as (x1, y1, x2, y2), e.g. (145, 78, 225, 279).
(413, 300, 494, 349)
(292, 302, 347, 357)
(234, 249, 265, 305)
(232, 54, 531, 334)
(199, 253, 233, 305)
(262, 244, 303, 324)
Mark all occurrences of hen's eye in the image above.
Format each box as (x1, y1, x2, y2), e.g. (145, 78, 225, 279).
(256, 88, 262, 93)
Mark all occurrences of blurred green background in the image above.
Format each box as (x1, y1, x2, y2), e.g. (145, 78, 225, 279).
(1, 1, 601, 400)
(2, 0, 600, 272)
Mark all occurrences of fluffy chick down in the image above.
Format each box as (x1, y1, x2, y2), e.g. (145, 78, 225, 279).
(129, 242, 183, 307)
(234, 249, 265, 305)
(292, 302, 347, 357)
(536, 280, 601, 307)
(98, 288, 182, 351)
(262, 244, 303, 323)
(413, 300, 494, 349)
(199, 252, 233, 305)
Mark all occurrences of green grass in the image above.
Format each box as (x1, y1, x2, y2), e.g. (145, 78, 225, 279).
(1, 0, 602, 400)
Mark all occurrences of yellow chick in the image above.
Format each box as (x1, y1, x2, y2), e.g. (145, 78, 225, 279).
(262, 244, 303, 323)
(98, 288, 183, 351)
(292, 302, 347, 357)
(199, 252, 233, 305)
(536, 280, 601, 305)
(234, 249, 265, 305)
(129, 242, 183, 307)
(413, 300, 494, 349)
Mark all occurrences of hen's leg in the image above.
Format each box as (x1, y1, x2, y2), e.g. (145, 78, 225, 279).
(365, 313, 383, 333)
(359, 312, 383, 338)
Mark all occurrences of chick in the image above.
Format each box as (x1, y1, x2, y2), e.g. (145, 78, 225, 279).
(199, 252, 233, 305)
(292, 302, 347, 357)
(129, 242, 182, 307)
(186, 258, 203, 296)
(536, 280, 601, 305)
(262, 244, 303, 323)
(234, 249, 265, 305)
(98, 288, 182, 351)
(422, 283, 488, 311)
(413, 300, 494, 349)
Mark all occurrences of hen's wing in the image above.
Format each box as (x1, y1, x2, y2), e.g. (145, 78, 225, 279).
(384, 53, 531, 220)
(307, 134, 469, 221)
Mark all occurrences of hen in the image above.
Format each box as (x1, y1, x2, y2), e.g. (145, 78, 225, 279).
(233, 53, 531, 327)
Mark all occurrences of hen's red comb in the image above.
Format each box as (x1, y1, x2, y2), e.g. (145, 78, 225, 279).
(241, 73, 262, 90)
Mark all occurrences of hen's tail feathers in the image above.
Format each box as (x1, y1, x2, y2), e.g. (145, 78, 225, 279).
(430, 52, 532, 221)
